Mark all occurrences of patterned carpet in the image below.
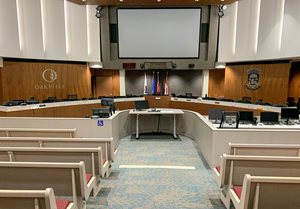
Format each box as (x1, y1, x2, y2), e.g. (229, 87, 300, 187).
(87, 135, 225, 209)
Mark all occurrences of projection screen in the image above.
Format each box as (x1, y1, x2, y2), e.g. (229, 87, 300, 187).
(117, 8, 201, 59)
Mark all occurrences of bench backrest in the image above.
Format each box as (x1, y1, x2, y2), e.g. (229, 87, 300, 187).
(0, 161, 88, 208)
(0, 188, 57, 209)
(241, 175, 300, 209)
(0, 128, 76, 138)
(0, 147, 103, 178)
(0, 137, 114, 161)
(229, 143, 300, 157)
(221, 155, 300, 187)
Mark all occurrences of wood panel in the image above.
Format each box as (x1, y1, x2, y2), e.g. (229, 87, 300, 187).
(145, 96, 171, 108)
(0, 61, 92, 103)
(288, 62, 300, 101)
(223, 63, 290, 104)
(208, 69, 225, 98)
(169, 100, 264, 116)
(91, 69, 120, 97)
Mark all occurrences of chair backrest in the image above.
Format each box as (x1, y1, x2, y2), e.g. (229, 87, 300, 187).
(0, 146, 104, 178)
(0, 128, 76, 138)
(228, 143, 300, 157)
(220, 155, 300, 187)
(0, 161, 87, 207)
(0, 188, 58, 209)
(0, 137, 114, 161)
(242, 175, 300, 209)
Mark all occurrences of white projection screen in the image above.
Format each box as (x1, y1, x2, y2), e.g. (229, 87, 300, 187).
(117, 8, 201, 59)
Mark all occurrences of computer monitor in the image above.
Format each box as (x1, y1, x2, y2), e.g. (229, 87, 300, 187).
(239, 111, 254, 123)
(135, 100, 149, 110)
(101, 97, 114, 106)
(208, 108, 223, 123)
(260, 112, 279, 124)
(92, 108, 111, 118)
(281, 107, 299, 124)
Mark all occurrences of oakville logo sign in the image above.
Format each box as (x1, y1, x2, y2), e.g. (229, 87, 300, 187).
(42, 69, 57, 83)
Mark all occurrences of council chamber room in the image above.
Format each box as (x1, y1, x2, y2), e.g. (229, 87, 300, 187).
(0, 0, 300, 208)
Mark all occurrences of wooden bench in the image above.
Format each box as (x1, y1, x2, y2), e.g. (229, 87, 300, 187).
(0, 188, 75, 209)
(0, 128, 77, 138)
(230, 174, 300, 209)
(0, 137, 116, 176)
(228, 143, 300, 156)
(218, 155, 300, 208)
(0, 146, 105, 197)
(0, 161, 95, 209)
(213, 143, 300, 185)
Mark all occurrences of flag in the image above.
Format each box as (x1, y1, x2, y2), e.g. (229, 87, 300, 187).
(143, 71, 148, 95)
(156, 72, 161, 95)
(151, 71, 156, 94)
(164, 71, 169, 95)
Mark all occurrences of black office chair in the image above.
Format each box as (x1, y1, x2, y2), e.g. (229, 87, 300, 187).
(287, 97, 296, 107)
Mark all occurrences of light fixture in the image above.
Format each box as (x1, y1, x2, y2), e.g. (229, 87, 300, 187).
(218, 5, 225, 18)
(95, 5, 102, 19)
(89, 62, 103, 69)
(215, 62, 226, 69)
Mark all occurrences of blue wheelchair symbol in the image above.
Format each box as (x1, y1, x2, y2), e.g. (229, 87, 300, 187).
(97, 120, 104, 126)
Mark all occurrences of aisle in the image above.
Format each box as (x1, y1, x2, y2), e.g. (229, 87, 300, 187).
(87, 135, 225, 209)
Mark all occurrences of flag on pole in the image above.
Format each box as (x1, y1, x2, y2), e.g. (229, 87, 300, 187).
(143, 71, 148, 95)
(156, 72, 161, 95)
(151, 71, 156, 95)
(164, 71, 169, 95)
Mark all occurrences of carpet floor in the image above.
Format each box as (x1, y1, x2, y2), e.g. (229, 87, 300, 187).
(86, 135, 225, 209)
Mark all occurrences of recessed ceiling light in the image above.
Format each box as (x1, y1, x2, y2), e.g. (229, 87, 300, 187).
(157, 0, 161, 2)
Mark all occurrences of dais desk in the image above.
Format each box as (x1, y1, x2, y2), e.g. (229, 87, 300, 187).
(129, 108, 184, 139)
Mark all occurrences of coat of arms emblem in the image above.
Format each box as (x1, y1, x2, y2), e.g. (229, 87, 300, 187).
(246, 69, 260, 90)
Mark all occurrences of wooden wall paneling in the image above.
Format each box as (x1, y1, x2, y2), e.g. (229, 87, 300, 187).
(33, 107, 55, 117)
(208, 69, 225, 98)
(5, 110, 34, 117)
(224, 63, 290, 104)
(1, 61, 92, 103)
(288, 62, 300, 100)
(93, 69, 120, 97)
(115, 101, 136, 110)
(224, 65, 244, 100)
(261, 63, 290, 104)
(145, 96, 171, 108)
(169, 100, 263, 116)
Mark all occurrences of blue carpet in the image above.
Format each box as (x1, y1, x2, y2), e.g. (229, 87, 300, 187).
(87, 135, 225, 209)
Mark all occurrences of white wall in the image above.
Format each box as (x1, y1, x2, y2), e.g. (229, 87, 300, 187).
(218, 0, 300, 63)
(0, 0, 101, 62)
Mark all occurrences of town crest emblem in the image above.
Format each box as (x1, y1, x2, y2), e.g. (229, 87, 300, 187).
(246, 69, 260, 90)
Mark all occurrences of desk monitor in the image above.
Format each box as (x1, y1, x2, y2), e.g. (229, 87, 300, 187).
(92, 108, 111, 118)
(208, 108, 223, 123)
(135, 100, 149, 110)
(281, 107, 299, 124)
(260, 112, 279, 124)
(239, 111, 254, 123)
(101, 97, 114, 106)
